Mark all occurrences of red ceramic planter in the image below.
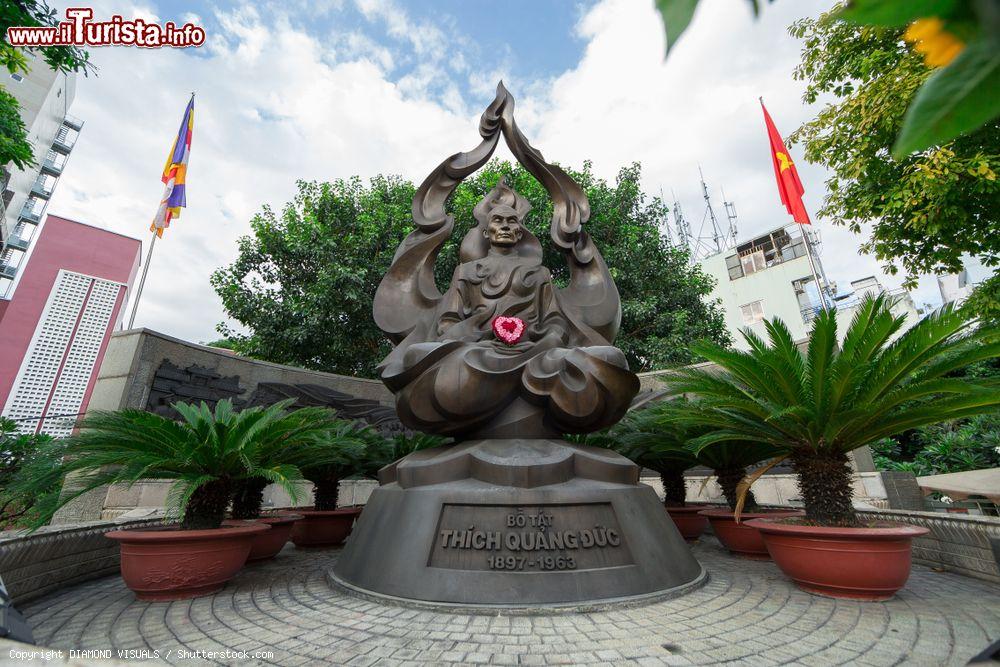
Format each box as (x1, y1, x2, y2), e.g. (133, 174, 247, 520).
(289, 507, 363, 548)
(665, 506, 709, 541)
(224, 513, 303, 562)
(747, 518, 929, 600)
(699, 508, 805, 559)
(105, 522, 269, 601)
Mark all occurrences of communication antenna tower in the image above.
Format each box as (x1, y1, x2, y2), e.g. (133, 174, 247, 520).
(722, 187, 738, 246)
(696, 166, 726, 258)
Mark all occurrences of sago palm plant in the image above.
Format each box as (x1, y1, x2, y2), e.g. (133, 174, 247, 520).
(228, 404, 365, 519)
(298, 420, 379, 510)
(688, 440, 783, 511)
(666, 294, 1000, 526)
(646, 400, 782, 511)
(608, 406, 697, 507)
(26, 399, 346, 530)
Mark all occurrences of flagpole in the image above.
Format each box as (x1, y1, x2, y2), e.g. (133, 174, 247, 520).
(802, 227, 829, 313)
(127, 229, 157, 329)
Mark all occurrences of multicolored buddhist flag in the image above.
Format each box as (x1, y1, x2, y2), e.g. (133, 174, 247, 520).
(151, 95, 194, 237)
(760, 99, 810, 225)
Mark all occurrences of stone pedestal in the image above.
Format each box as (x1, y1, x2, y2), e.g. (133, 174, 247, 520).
(331, 439, 705, 607)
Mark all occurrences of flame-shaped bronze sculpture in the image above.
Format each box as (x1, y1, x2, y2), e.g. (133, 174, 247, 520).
(333, 84, 704, 606)
(374, 82, 639, 439)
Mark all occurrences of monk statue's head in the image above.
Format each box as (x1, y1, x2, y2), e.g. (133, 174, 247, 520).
(484, 203, 524, 247)
(463, 176, 540, 262)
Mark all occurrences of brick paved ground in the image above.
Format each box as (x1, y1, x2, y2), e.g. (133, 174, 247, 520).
(23, 538, 1000, 666)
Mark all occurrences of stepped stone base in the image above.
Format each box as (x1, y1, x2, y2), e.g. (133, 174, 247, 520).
(332, 439, 705, 607)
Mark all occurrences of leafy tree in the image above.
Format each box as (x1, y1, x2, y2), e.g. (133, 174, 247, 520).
(789, 9, 1000, 285)
(0, 417, 58, 528)
(202, 338, 237, 351)
(212, 160, 729, 377)
(0, 89, 33, 169)
(871, 413, 1000, 476)
(838, 0, 1000, 156)
(962, 275, 1000, 330)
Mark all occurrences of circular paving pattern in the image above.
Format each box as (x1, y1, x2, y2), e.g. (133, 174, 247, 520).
(24, 538, 1000, 666)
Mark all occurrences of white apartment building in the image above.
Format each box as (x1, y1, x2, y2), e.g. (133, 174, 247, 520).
(937, 269, 974, 307)
(700, 224, 920, 350)
(0, 56, 82, 299)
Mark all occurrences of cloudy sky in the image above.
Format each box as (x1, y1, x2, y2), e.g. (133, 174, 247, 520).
(41, 0, 986, 344)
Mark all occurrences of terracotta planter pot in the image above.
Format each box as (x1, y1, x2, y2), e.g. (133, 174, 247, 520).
(105, 522, 270, 601)
(224, 513, 303, 562)
(699, 508, 805, 559)
(289, 507, 363, 548)
(747, 518, 929, 600)
(665, 506, 709, 541)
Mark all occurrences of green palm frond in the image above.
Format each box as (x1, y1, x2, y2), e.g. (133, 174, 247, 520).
(16, 398, 363, 530)
(663, 294, 1000, 458)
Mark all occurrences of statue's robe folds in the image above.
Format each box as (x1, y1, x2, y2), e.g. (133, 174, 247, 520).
(379, 249, 638, 437)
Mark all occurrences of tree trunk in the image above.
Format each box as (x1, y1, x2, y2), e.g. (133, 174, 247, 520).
(313, 478, 341, 511)
(182, 479, 232, 530)
(791, 448, 857, 526)
(715, 466, 757, 512)
(230, 478, 268, 520)
(660, 469, 687, 507)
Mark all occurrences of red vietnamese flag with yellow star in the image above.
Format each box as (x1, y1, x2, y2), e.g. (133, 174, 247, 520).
(761, 100, 810, 225)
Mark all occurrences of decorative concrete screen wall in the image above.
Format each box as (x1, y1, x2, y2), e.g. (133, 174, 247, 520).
(858, 509, 1000, 584)
(53, 328, 393, 523)
(0, 517, 162, 604)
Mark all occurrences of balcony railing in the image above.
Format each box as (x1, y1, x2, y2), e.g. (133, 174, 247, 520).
(30, 178, 53, 199)
(62, 114, 84, 131)
(18, 205, 41, 224)
(6, 236, 29, 251)
(40, 151, 66, 177)
(0, 262, 16, 279)
(51, 127, 77, 154)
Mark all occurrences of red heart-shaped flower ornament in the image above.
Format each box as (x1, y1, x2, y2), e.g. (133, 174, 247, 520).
(492, 316, 525, 345)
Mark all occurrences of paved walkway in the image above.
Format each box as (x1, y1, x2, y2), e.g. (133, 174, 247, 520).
(23, 538, 1000, 666)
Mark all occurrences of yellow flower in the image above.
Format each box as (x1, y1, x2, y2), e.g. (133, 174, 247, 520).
(904, 18, 965, 67)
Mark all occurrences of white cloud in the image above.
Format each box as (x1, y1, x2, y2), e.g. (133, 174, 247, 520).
(45, 0, 982, 348)
(48, 0, 476, 342)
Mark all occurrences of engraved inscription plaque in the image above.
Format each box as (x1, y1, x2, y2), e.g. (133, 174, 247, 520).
(429, 503, 634, 572)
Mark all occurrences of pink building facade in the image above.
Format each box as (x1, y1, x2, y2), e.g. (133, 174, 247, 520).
(0, 215, 140, 435)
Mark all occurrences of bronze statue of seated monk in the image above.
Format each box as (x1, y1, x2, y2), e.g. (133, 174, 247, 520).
(374, 86, 639, 440)
(334, 83, 703, 608)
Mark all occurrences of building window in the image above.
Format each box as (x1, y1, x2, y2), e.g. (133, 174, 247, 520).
(725, 253, 744, 280)
(10, 73, 23, 82)
(741, 300, 765, 325)
(740, 249, 766, 276)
